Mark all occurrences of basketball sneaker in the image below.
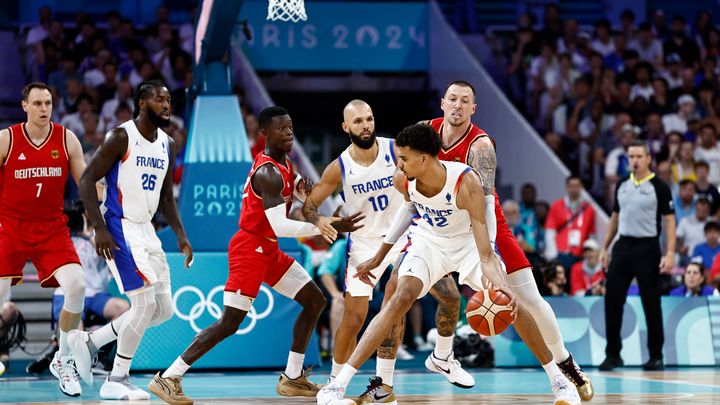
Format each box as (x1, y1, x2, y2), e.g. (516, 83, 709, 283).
(0, 360, 5, 377)
(353, 377, 397, 405)
(557, 353, 594, 401)
(276, 370, 323, 397)
(316, 382, 356, 405)
(424, 351, 474, 388)
(550, 374, 581, 405)
(49, 352, 82, 397)
(148, 372, 194, 405)
(100, 376, 151, 400)
(67, 330, 97, 384)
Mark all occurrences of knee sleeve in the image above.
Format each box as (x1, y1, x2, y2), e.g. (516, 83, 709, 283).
(149, 292, 173, 326)
(0, 278, 10, 305)
(54, 264, 85, 314)
(117, 286, 157, 357)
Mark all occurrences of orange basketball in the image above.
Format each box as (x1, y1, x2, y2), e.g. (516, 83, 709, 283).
(466, 288, 514, 336)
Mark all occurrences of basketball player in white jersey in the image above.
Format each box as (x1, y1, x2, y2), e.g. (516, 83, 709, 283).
(303, 101, 411, 396)
(72, 80, 193, 400)
(316, 123, 517, 405)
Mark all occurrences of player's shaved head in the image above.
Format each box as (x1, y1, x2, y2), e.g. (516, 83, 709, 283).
(343, 99, 371, 122)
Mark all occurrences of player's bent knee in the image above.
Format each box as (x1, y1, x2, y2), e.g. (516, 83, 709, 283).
(55, 264, 85, 313)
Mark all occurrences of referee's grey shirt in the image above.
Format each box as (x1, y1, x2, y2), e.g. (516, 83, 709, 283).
(614, 174, 675, 238)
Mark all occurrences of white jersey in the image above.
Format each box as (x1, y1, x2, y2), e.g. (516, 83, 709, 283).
(407, 161, 474, 245)
(339, 137, 403, 239)
(101, 120, 170, 223)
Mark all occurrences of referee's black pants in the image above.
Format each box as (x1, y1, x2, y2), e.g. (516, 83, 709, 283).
(604, 236, 664, 360)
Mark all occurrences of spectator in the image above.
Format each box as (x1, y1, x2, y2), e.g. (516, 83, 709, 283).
(661, 53, 684, 90)
(676, 197, 712, 260)
(603, 32, 628, 73)
(694, 124, 720, 185)
(95, 62, 119, 107)
(656, 160, 677, 196)
(100, 80, 133, 128)
(671, 140, 697, 182)
(691, 221, 720, 268)
(604, 124, 637, 204)
(663, 94, 697, 134)
(650, 78, 672, 115)
(652, 10, 669, 41)
(629, 22, 664, 69)
(60, 93, 97, 137)
(82, 49, 112, 88)
(644, 112, 666, 158)
(630, 62, 654, 102)
(48, 51, 81, 99)
(669, 261, 718, 297)
(674, 179, 697, 223)
(519, 183, 538, 228)
(591, 19, 614, 57)
(663, 15, 701, 68)
(545, 175, 596, 271)
(619, 9, 637, 41)
(542, 260, 568, 296)
(570, 239, 605, 296)
(694, 161, 720, 215)
(502, 199, 537, 254)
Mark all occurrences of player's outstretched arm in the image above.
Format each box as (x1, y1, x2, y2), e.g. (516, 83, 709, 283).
(355, 170, 416, 286)
(160, 137, 193, 268)
(65, 129, 87, 185)
(457, 170, 517, 317)
(302, 159, 342, 234)
(0, 129, 10, 165)
(79, 128, 128, 260)
(467, 136, 498, 243)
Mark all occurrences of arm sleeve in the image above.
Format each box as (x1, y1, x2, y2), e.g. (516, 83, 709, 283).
(485, 195, 497, 243)
(654, 179, 675, 216)
(382, 200, 417, 245)
(264, 204, 320, 238)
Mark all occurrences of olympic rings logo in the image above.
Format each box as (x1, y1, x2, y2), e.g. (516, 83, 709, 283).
(172, 285, 274, 335)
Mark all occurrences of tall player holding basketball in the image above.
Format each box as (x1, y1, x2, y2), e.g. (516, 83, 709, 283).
(426, 81, 591, 402)
(317, 124, 517, 405)
(149, 106, 363, 404)
(72, 80, 193, 400)
(0, 82, 86, 396)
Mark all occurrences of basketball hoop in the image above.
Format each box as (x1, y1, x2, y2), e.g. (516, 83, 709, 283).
(267, 0, 307, 22)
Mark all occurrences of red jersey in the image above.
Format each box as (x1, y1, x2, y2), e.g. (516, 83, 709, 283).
(546, 197, 596, 257)
(0, 122, 70, 221)
(238, 153, 295, 240)
(430, 118, 495, 163)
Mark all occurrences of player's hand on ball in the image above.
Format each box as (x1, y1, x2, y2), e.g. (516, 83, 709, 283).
(355, 257, 380, 286)
(178, 236, 194, 268)
(94, 227, 119, 261)
(496, 286, 518, 320)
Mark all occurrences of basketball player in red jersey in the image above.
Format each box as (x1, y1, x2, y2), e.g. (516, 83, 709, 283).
(149, 106, 363, 404)
(0, 82, 86, 396)
(426, 81, 592, 402)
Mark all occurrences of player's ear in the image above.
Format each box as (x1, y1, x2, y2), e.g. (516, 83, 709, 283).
(341, 122, 348, 134)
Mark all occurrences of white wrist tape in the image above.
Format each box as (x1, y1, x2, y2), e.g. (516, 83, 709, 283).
(383, 201, 417, 245)
(265, 204, 319, 238)
(485, 195, 497, 244)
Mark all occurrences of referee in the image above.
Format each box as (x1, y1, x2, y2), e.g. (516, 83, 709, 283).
(598, 140, 675, 371)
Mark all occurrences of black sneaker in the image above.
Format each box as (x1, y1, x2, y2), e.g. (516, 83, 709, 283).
(643, 358, 664, 371)
(26, 345, 58, 375)
(599, 356, 624, 371)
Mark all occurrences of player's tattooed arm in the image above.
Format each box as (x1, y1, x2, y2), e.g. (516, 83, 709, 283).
(466, 137, 496, 196)
(79, 128, 128, 260)
(302, 159, 342, 225)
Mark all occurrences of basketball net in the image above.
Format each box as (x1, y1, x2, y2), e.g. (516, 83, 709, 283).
(267, 0, 307, 22)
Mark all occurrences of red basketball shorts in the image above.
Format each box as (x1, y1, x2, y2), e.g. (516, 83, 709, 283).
(494, 197, 531, 274)
(0, 216, 81, 287)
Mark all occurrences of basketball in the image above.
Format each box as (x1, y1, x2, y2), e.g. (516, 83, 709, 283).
(466, 288, 514, 336)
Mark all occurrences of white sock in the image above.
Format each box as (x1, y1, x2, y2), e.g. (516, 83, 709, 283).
(110, 354, 132, 379)
(542, 360, 564, 383)
(548, 340, 571, 364)
(433, 334, 454, 359)
(58, 329, 69, 356)
(162, 357, 190, 378)
(284, 351, 304, 379)
(376, 357, 396, 387)
(331, 359, 344, 378)
(333, 365, 357, 389)
(89, 315, 124, 348)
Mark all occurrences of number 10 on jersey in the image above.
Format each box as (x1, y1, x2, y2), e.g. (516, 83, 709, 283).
(368, 194, 389, 212)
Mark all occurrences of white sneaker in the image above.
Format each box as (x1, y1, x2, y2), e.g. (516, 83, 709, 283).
(49, 352, 82, 397)
(68, 330, 95, 384)
(0, 361, 5, 377)
(316, 383, 356, 405)
(424, 351, 474, 389)
(100, 376, 151, 400)
(396, 345, 414, 360)
(551, 374, 581, 405)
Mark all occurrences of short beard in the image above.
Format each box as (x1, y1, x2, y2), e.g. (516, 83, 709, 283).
(349, 129, 376, 149)
(147, 108, 170, 128)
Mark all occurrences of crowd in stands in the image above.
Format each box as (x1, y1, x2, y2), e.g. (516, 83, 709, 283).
(499, 5, 720, 298)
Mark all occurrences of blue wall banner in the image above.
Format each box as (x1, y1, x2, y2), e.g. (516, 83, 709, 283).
(133, 253, 320, 370)
(491, 296, 716, 367)
(236, 1, 428, 71)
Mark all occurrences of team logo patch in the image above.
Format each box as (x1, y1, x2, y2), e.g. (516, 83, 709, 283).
(51, 149, 59, 159)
